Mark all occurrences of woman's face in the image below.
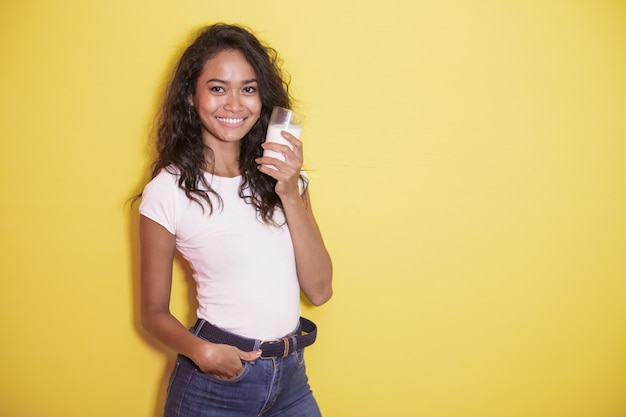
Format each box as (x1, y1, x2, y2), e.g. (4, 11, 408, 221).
(192, 49, 262, 149)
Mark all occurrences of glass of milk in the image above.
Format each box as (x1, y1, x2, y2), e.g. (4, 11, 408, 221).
(262, 106, 304, 169)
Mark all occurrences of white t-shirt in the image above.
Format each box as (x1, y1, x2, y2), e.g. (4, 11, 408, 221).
(139, 168, 306, 340)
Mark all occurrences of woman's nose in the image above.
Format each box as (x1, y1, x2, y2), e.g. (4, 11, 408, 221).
(224, 92, 242, 112)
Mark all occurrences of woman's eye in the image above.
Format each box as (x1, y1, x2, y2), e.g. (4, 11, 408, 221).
(210, 86, 225, 93)
(243, 86, 257, 94)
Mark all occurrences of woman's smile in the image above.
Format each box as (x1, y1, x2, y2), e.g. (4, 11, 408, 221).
(216, 117, 246, 125)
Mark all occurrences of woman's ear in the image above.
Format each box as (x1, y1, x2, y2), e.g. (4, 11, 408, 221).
(187, 95, 194, 107)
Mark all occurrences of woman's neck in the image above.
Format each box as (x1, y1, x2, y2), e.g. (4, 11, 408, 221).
(204, 143, 241, 178)
(206, 155, 240, 178)
(210, 163, 240, 178)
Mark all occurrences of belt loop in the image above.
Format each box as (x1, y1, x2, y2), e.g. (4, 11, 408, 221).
(281, 337, 290, 357)
(290, 334, 298, 353)
(193, 319, 205, 336)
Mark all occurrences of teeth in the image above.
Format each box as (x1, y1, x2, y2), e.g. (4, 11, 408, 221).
(217, 117, 244, 124)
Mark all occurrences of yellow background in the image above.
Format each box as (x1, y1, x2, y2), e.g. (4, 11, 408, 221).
(1, 1, 625, 416)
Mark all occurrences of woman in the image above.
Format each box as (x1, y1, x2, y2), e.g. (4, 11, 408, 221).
(139, 23, 332, 416)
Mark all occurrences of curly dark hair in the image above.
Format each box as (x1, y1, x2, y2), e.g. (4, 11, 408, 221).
(151, 23, 299, 223)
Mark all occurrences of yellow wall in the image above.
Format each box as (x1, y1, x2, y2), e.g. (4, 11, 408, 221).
(1, 1, 625, 416)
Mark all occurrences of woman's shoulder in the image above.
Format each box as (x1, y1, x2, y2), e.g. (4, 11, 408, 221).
(146, 166, 180, 186)
(142, 166, 183, 197)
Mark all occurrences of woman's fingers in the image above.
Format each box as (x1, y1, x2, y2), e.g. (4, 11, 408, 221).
(239, 349, 263, 362)
(281, 130, 303, 157)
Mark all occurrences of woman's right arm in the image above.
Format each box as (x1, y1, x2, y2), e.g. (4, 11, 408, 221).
(139, 215, 260, 377)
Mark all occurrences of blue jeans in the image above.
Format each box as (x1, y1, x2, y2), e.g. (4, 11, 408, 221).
(163, 324, 322, 417)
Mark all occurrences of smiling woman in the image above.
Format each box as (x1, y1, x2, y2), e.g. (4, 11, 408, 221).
(137, 23, 332, 417)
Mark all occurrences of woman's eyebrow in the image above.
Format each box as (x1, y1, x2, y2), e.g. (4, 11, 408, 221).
(206, 78, 258, 84)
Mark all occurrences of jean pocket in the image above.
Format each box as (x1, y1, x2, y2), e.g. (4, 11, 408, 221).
(193, 360, 250, 384)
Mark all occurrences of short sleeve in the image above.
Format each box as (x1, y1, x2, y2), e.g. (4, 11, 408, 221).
(139, 172, 179, 235)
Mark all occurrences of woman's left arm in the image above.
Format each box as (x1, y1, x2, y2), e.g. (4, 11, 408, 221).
(280, 189, 333, 305)
(257, 131, 333, 306)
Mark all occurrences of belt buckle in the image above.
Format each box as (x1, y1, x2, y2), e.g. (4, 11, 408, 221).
(260, 337, 290, 359)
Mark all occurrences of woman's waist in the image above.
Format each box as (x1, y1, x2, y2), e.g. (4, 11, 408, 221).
(197, 303, 301, 341)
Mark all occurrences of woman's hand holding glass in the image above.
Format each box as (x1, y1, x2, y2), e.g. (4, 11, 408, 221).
(257, 129, 304, 201)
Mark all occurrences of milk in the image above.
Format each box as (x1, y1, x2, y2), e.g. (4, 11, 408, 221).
(263, 123, 303, 166)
